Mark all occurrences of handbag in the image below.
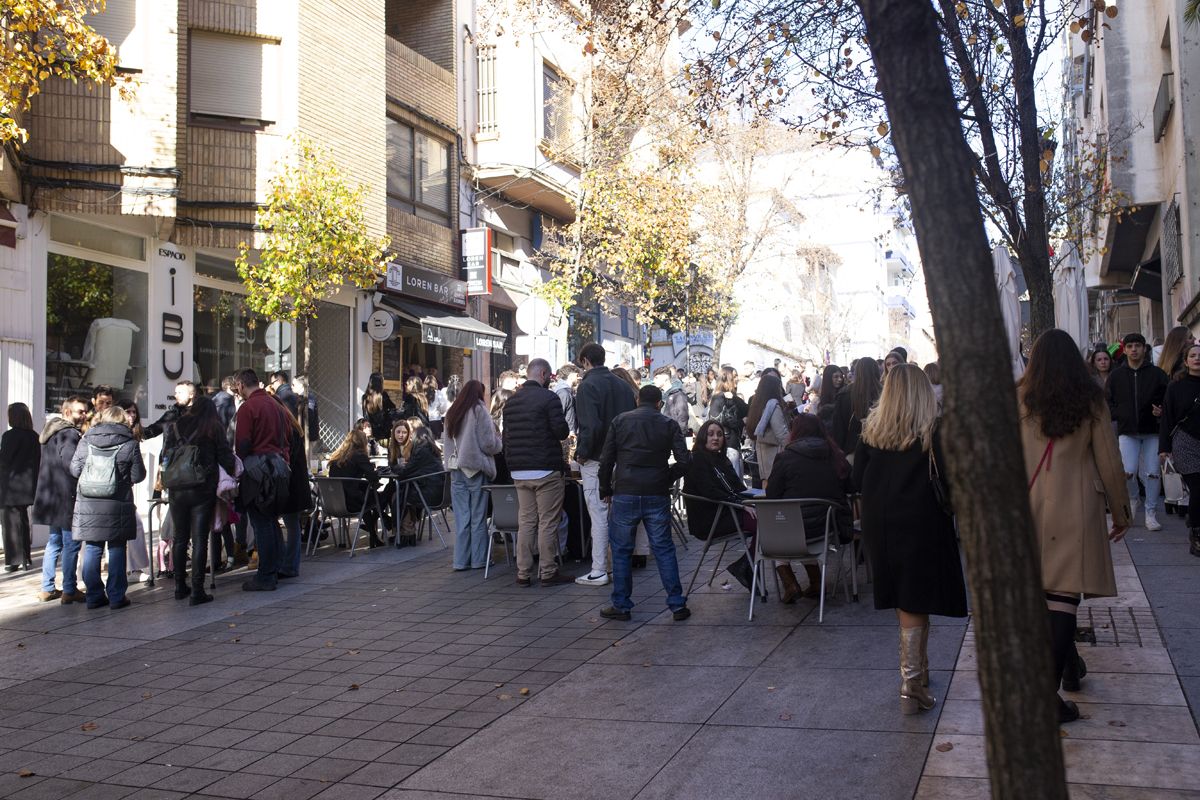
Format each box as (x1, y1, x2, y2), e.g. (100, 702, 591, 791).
(162, 430, 205, 490)
(928, 450, 953, 517)
(446, 438, 460, 471)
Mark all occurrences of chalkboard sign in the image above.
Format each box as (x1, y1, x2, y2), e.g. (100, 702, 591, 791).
(382, 338, 402, 388)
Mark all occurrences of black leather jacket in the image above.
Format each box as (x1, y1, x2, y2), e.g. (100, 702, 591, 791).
(599, 404, 690, 498)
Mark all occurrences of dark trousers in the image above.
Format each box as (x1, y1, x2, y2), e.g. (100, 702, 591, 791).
(246, 507, 281, 588)
(2, 506, 32, 566)
(169, 489, 215, 592)
(1183, 472, 1200, 527)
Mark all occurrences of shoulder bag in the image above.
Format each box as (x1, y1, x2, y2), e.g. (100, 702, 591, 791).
(928, 449, 953, 517)
(162, 430, 205, 490)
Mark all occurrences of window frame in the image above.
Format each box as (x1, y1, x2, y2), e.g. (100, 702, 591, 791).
(541, 61, 574, 151)
(386, 117, 452, 225)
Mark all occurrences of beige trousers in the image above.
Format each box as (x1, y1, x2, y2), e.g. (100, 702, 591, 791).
(515, 474, 565, 580)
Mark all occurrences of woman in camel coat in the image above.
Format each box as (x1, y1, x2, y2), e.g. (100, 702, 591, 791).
(1019, 329, 1131, 724)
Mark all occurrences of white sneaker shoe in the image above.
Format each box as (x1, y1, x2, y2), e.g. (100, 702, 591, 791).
(575, 571, 610, 586)
(1145, 510, 1162, 531)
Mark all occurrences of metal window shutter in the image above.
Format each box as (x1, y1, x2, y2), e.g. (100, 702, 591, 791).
(87, 0, 140, 69)
(189, 31, 279, 122)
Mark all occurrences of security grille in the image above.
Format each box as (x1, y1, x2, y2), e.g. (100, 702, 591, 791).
(477, 45, 498, 136)
(307, 305, 351, 452)
(1163, 199, 1182, 291)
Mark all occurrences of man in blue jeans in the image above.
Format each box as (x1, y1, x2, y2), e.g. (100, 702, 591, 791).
(598, 384, 691, 620)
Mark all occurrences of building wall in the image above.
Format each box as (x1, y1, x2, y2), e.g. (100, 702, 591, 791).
(387, 0, 455, 73)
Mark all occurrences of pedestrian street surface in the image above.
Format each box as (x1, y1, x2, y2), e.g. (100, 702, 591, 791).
(0, 512, 1196, 800)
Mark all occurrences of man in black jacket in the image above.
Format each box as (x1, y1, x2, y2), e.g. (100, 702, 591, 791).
(598, 384, 691, 621)
(502, 358, 574, 587)
(270, 371, 300, 419)
(1107, 332, 1169, 530)
(574, 343, 636, 586)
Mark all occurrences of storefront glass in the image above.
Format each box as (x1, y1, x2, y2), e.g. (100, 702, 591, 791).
(45, 253, 149, 415)
(193, 286, 295, 392)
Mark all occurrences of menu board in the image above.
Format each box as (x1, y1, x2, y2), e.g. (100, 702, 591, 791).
(382, 338, 403, 393)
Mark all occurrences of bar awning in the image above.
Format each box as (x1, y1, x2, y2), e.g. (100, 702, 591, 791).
(377, 294, 508, 353)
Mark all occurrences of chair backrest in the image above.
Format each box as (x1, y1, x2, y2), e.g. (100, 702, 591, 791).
(748, 498, 839, 559)
(486, 485, 520, 532)
(313, 476, 366, 518)
(433, 471, 452, 510)
(681, 492, 739, 540)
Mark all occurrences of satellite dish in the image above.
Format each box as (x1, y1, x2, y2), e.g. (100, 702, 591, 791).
(515, 296, 552, 335)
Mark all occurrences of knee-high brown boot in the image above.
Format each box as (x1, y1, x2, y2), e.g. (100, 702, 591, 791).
(775, 564, 801, 604)
(899, 626, 935, 715)
(802, 563, 822, 598)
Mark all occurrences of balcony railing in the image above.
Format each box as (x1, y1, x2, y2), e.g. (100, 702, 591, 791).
(1154, 72, 1174, 143)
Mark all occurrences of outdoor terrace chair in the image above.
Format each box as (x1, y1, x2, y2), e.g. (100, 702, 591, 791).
(681, 492, 763, 600)
(309, 476, 384, 557)
(742, 497, 853, 623)
(483, 484, 519, 579)
(393, 470, 451, 549)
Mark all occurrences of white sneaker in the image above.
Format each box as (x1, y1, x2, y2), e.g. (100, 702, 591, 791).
(575, 571, 610, 586)
(1145, 510, 1162, 531)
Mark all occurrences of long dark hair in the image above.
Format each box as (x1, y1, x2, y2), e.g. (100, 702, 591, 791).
(444, 379, 487, 439)
(115, 399, 143, 440)
(180, 395, 226, 442)
(787, 412, 849, 479)
(692, 419, 727, 454)
(1020, 328, 1105, 438)
(849, 356, 882, 419)
(363, 372, 386, 415)
(818, 364, 842, 408)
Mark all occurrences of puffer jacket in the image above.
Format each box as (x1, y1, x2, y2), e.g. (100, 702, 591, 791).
(69, 423, 146, 543)
(32, 418, 82, 529)
(502, 380, 569, 473)
(765, 436, 853, 542)
(599, 404, 690, 498)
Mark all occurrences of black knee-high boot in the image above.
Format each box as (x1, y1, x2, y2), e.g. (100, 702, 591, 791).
(1048, 610, 1080, 723)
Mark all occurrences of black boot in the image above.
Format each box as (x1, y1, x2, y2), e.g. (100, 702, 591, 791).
(1061, 643, 1087, 692)
(1049, 610, 1081, 723)
(1190, 527, 1200, 558)
(726, 554, 753, 591)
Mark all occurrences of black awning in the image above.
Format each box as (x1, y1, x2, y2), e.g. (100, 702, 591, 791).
(1130, 257, 1163, 303)
(377, 295, 508, 353)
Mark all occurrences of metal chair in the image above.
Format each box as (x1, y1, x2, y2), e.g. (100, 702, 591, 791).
(393, 470, 451, 549)
(309, 476, 383, 557)
(742, 498, 851, 622)
(681, 493, 760, 598)
(483, 484, 520, 579)
(669, 480, 690, 550)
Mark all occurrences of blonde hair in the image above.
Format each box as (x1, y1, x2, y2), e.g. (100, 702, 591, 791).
(329, 429, 369, 466)
(95, 407, 130, 426)
(860, 363, 937, 452)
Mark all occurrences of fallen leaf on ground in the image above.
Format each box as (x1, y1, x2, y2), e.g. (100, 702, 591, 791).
(17, 769, 34, 778)
(498, 693, 512, 700)
(141, 693, 153, 699)
(348, 650, 360, 655)
(778, 712, 792, 721)
(519, 688, 530, 696)
(588, 617, 599, 623)
(228, 623, 236, 628)
(1108, 720, 1126, 727)
(1060, 730, 1069, 738)
(324, 641, 334, 647)
(230, 638, 240, 643)
(16, 643, 24, 649)
(935, 742, 954, 752)
(349, 684, 360, 690)
(80, 722, 98, 732)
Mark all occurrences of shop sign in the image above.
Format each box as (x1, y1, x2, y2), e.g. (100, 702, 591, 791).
(153, 244, 192, 413)
(384, 262, 467, 308)
(366, 309, 397, 342)
(421, 323, 506, 353)
(461, 228, 493, 296)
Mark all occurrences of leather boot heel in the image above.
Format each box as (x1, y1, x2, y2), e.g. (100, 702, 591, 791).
(899, 694, 920, 715)
(899, 626, 936, 714)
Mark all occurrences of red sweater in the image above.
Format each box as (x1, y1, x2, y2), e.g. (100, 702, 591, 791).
(235, 389, 289, 459)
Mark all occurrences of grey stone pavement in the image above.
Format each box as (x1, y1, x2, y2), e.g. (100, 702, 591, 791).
(0, 507, 1196, 800)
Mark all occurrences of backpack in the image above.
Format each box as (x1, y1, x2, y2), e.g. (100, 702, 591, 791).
(78, 444, 122, 499)
(162, 431, 206, 490)
(715, 396, 740, 431)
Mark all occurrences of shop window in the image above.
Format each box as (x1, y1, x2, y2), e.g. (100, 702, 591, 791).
(387, 118, 451, 225)
(489, 306, 514, 376)
(50, 216, 145, 261)
(189, 31, 281, 124)
(45, 254, 149, 416)
(193, 286, 293, 393)
(195, 252, 241, 282)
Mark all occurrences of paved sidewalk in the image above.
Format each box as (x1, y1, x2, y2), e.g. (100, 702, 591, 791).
(0, 516, 1193, 800)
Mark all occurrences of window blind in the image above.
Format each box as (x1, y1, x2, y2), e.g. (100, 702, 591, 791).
(189, 31, 279, 122)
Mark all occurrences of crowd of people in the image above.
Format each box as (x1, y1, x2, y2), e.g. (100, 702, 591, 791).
(0, 329, 1183, 727)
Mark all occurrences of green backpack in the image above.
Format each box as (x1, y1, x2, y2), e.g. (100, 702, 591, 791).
(78, 444, 121, 499)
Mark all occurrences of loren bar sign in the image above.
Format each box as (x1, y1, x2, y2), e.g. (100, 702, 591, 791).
(385, 262, 467, 308)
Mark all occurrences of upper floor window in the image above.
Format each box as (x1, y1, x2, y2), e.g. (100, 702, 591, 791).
(189, 31, 281, 124)
(477, 45, 499, 137)
(542, 63, 573, 152)
(87, 0, 140, 71)
(387, 118, 451, 225)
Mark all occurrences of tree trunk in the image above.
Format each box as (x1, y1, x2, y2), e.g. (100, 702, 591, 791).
(854, 1, 1068, 797)
(1006, 0, 1056, 338)
(301, 315, 311, 466)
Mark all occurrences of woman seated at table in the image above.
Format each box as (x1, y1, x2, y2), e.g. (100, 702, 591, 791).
(765, 413, 855, 602)
(389, 424, 445, 544)
(327, 430, 388, 548)
(684, 420, 758, 590)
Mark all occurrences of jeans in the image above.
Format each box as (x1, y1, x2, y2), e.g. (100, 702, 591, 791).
(41, 527, 81, 594)
(451, 470, 489, 569)
(515, 474, 564, 580)
(579, 461, 609, 574)
(609, 494, 685, 612)
(246, 508, 280, 588)
(82, 541, 127, 605)
(281, 512, 302, 577)
(1119, 434, 1161, 514)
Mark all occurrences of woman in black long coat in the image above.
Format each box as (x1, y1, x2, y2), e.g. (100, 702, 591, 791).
(0, 403, 40, 571)
(683, 420, 757, 589)
(854, 364, 967, 716)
